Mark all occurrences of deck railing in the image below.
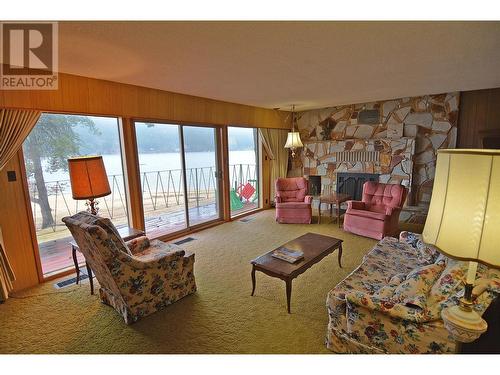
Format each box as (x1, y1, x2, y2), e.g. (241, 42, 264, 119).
(28, 163, 257, 232)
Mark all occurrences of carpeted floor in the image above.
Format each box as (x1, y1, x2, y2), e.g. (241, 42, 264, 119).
(0, 210, 376, 354)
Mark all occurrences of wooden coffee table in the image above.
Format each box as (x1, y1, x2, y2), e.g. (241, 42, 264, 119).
(250, 233, 343, 313)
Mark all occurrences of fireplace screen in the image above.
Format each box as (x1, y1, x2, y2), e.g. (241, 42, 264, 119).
(336, 172, 379, 201)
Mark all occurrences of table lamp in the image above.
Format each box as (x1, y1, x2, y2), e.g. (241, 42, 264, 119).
(422, 149, 500, 349)
(68, 156, 111, 215)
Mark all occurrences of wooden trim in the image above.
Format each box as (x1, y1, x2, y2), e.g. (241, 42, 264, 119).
(154, 207, 270, 244)
(0, 72, 290, 130)
(42, 267, 79, 282)
(155, 219, 225, 243)
(0, 153, 40, 291)
(230, 207, 265, 221)
(17, 149, 44, 283)
(120, 118, 145, 231)
(214, 126, 225, 222)
(220, 127, 231, 221)
(261, 147, 272, 209)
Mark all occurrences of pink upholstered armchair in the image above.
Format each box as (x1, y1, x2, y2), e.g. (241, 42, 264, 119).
(275, 177, 313, 224)
(343, 181, 408, 240)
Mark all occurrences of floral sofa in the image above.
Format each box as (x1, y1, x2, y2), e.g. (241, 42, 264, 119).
(63, 212, 196, 324)
(326, 232, 500, 353)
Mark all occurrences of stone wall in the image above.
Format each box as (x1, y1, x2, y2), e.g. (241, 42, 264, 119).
(293, 92, 459, 206)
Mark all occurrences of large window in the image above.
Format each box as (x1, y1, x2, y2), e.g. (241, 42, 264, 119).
(23, 114, 129, 277)
(228, 127, 260, 217)
(135, 122, 221, 237)
(22, 115, 262, 278)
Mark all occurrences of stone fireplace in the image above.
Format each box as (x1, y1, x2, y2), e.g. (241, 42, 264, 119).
(302, 137, 415, 201)
(292, 92, 459, 207)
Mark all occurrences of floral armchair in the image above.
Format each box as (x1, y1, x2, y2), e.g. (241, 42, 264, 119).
(326, 231, 499, 353)
(63, 212, 196, 324)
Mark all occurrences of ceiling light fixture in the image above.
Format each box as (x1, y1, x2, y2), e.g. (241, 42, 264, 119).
(284, 104, 303, 158)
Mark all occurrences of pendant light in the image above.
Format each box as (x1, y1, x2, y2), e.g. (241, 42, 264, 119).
(284, 104, 303, 158)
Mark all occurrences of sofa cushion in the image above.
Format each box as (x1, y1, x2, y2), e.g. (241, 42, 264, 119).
(275, 201, 311, 209)
(392, 262, 445, 309)
(373, 273, 406, 299)
(328, 237, 420, 303)
(346, 209, 387, 221)
(415, 239, 441, 264)
(275, 177, 308, 202)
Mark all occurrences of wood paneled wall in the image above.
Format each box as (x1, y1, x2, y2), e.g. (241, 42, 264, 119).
(0, 152, 40, 291)
(458, 87, 500, 148)
(0, 72, 290, 292)
(0, 72, 289, 129)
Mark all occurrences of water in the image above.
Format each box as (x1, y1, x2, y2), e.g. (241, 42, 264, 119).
(41, 150, 257, 183)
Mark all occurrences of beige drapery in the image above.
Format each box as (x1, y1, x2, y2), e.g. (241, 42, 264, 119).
(0, 108, 42, 171)
(0, 108, 40, 300)
(0, 227, 15, 302)
(259, 128, 290, 202)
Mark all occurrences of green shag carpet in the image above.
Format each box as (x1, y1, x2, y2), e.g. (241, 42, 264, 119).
(0, 210, 375, 354)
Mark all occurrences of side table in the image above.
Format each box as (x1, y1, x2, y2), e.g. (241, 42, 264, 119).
(70, 226, 145, 295)
(317, 193, 352, 227)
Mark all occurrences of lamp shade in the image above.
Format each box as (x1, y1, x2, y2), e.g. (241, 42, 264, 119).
(422, 149, 500, 269)
(68, 156, 111, 200)
(284, 132, 303, 148)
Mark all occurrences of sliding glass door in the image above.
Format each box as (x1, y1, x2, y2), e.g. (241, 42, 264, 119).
(135, 122, 222, 237)
(228, 127, 260, 217)
(183, 126, 221, 226)
(23, 113, 129, 277)
(135, 122, 187, 237)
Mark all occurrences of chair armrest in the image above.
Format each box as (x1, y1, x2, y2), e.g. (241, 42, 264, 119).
(345, 291, 428, 323)
(398, 231, 422, 250)
(275, 196, 282, 203)
(125, 236, 150, 255)
(118, 244, 187, 270)
(304, 195, 313, 204)
(385, 206, 402, 216)
(347, 200, 365, 210)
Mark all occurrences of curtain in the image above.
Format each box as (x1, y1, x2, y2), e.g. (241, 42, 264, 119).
(0, 108, 39, 301)
(0, 226, 15, 302)
(0, 108, 42, 171)
(259, 128, 290, 202)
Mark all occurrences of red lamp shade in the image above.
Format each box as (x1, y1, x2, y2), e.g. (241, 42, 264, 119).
(68, 156, 111, 200)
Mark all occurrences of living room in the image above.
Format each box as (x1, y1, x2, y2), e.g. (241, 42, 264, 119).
(1, 2, 500, 373)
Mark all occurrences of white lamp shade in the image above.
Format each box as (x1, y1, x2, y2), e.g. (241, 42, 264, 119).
(422, 149, 500, 269)
(284, 132, 303, 149)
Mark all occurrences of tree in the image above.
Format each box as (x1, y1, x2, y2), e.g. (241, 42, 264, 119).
(23, 114, 98, 229)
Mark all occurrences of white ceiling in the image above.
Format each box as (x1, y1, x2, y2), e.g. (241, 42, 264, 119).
(53, 21, 500, 111)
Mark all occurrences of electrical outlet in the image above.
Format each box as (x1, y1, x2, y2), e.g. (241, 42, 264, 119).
(7, 170, 16, 182)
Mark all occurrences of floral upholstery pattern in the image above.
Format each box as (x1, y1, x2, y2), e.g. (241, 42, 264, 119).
(63, 212, 196, 324)
(125, 236, 150, 255)
(326, 232, 498, 353)
(392, 262, 445, 309)
(399, 231, 440, 264)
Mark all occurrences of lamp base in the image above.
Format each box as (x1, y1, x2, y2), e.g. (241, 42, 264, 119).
(441, 301, 487, 344)
(85, 198, 99, 216)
